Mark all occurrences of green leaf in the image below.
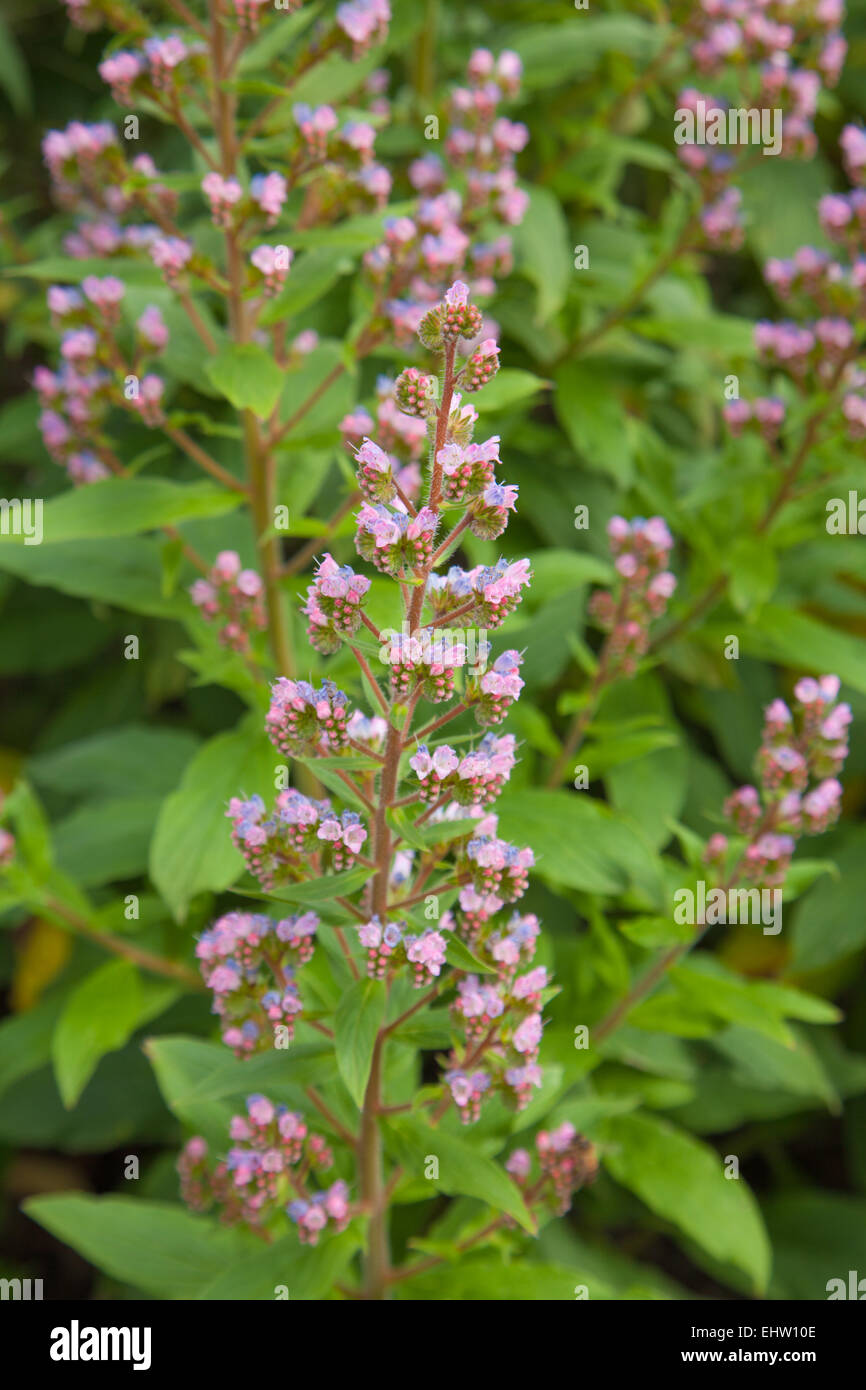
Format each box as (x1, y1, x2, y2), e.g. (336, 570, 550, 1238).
(290, 46, 380, 107)
(386, 1115, 535, 1233)
(514, 186, 572, 324)
(780, 857, 835, 901)
(394, 1255, 598, 1301)
(24, 1195, 250, 1298)
(726, 537, 778, 614)
(259, 246, 354, 325)
(418, 817, 479, 849)
(584, 728, 679, 776)
(739, 155, 832, 262)
(3, 780, 53, 878)
(0, 13, 32, 115)
(386, 808, 429, 853)
(679, 955, 839, 1026)
(0, 1046, 173, 1153)
(0, 996, 62, 1101)
(335, 978, 386, 1108)
(389, 1009, 452, 1049)
(237, 1, 319, 73)
(791, 827, 866, 970)
(617, 915, 694, 949)
(523, 548, 614, 605)
(711, 1026, 838, 1109)
(603, 1112, 771, 1293)
(196, 1227, 361, 1300)
(555, 361, 632, 485)
(290, 203, 414, 252)
(764, 1192, 866, 1299)
(1, 479, 241, 546)
(55, 795, 163, 888)
(259, 863, 373, 906)
(603, 676, 687, 851)
(602, 1026, 697, 1081)
(388, 809, 478, 854)
(446, 936, 498, 977)
(497, 788, 663, 903)
(634, 314, 755, 355)
(512, 16, 663, 91)
(29, 725, 200, 800)
(0, 537, 188, 617)
(668, 959, 794, 1045)
(51, 961, 142, 1107)
(275, 341, 354, 445)
(471, 370, 549, 414)
(205, 343, 284, 419)
(731, 608, 866, 694)
(149, 716, 275, 921)
(9, 257, 162, 286)
(146, 1036, 333, 1142)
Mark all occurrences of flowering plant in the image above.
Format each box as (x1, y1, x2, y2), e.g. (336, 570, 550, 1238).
(0, 0, 865, 1308)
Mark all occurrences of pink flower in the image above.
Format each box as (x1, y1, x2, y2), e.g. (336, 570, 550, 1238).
(137, 305, 169, 350)
(251, 171, 287, 223)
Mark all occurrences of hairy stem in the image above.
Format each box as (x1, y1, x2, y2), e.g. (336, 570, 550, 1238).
(359, 1033, 389, 1297)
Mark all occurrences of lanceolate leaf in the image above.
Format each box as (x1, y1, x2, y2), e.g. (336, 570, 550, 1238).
(335, 978, 387, 1108)
(386, 1115, 536, 1234)
(149, 717, 274, 921)
(24, 1195, 250, 1298)
(205, 343, 285, 419)
(603, 1112, 771, 1293)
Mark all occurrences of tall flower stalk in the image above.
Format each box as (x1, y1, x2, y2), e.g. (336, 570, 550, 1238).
(179, 279, 602, 1297)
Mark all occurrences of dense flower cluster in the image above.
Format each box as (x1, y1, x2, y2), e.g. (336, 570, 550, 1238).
(35, 276, 170, 480)
(722, 128, 866, 448)
(265, 678, 353, 757)
(671, 1, 846, 250)
(363, 49, 528, 339)
(506, 1123, 600, 1218)
(302, 554, 371, 654)
(354, 502, 438, 575)
(588, 516, 676, 676)
(409, 733, 517, 806)
(705, 674, 850, 886)
(463, 819, 534, 902)
(426, 560, 532, 630)
(16, 0, 857, 1291)
(195, 910, 319, 1055)
(227, 790, 367, 891)
(357, 917, 449, 987)
(190, 551, 265, 652)
(341, 376, 429, 504)
(178, 1098, 350, 1240)
(385, 628, 476, 703)
(442, 895, 546, 1118)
